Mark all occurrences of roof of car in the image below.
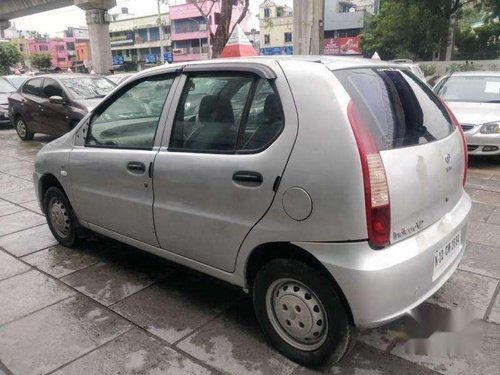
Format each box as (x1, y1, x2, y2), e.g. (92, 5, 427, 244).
(447, 71, 500, 77)
(25, 73, 109, 80)
(138, 55, 400, 80)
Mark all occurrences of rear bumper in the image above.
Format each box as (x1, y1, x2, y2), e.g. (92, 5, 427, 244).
(464, 131, 500, 155)
(293, 190, 471, 328)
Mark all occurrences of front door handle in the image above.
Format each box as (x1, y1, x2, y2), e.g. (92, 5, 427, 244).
(127, 161, 146, 173)
(232, 171, 263, 184)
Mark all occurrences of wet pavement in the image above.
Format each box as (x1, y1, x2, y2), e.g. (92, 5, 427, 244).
(0, 128, 499, 375)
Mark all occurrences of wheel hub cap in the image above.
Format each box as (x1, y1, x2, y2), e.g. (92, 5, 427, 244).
(50, 200, 70, 238)
(266, 279, 328, 351)
(17, 120, 26, 137)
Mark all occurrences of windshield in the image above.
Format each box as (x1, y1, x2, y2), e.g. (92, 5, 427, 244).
(60, 77, 116, 99)
(7, 76, 28, 89)
(436, 75, 500, 103)
(0, 78, 16, 93)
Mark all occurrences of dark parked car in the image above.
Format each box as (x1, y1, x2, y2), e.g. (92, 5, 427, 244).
(0, 77, 16, 126)
(9, 74, 116, 140)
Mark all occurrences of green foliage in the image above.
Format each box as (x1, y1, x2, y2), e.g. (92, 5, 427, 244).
(361, 0, 448, 60)
(30, 53, 52, 71)
(0, 43, 21, 75)
(419, 63, 437, 77)
(455, 23, 500, 59)
(445, 61, 482, 73)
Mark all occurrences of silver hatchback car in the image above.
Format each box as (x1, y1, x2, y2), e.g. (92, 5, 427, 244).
(34, 57, 471, 367)
(434, 71, 500, 156)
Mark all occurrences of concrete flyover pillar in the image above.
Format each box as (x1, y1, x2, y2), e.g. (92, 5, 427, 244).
(75, 0, 116, 74)
(0, 20, 11, 39)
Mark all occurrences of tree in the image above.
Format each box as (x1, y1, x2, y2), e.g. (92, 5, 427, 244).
(0, 43, 21, 75)
(421, 0, 477, 60)
(361, 0, 447, 60)
(31, 53, 52, 71)
(455, 22, 500, 59)
(190, 0, 250, 58)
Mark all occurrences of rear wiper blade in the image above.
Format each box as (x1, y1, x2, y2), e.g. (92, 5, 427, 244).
(88, 94, 106, 99)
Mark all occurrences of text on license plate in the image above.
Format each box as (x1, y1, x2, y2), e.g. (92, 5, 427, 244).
(433, 232, 461, 281)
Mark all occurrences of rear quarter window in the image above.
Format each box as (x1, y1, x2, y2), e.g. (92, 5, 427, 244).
(334, 68, 454, 150)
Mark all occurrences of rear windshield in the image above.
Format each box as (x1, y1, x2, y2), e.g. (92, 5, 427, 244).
(435, 75, 500, 103)
(334, 68, 454, 151)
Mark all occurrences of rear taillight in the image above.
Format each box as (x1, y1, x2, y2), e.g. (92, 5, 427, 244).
(441, 100, 468, 186)
(347, 100, 391, 248)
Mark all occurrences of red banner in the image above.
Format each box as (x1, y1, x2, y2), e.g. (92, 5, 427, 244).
(324, 36, 362, 55)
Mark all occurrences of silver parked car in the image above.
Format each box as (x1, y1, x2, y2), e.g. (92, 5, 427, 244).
(434, 71, 500, 156)
(34, 57, 471, 367)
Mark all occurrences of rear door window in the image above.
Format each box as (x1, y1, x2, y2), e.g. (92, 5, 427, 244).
(22, 78, 44, 97)
(170, 74, 284, 153)
(334, 68, 454, 150)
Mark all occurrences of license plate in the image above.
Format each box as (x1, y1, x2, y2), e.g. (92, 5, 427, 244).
(433, 232, 461, 281)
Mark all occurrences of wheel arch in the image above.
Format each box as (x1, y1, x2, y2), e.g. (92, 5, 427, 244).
(245, 242, 354, 325)
(38, 173, 66, 214)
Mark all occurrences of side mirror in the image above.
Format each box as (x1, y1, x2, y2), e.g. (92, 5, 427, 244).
(49, 96, 65, 105)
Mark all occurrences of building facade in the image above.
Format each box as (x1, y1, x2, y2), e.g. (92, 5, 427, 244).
(109, 13, 171, 70)
(323, 0, 380, 55)
(170, 1, 249, 62)
(259, 0, 293, 55)
(28, 37, 79, 70)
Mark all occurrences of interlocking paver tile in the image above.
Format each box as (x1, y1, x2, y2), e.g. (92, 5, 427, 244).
(0, 250, 30, 281)
(293, 343, 436, 375)
(60, 249, 172, 306)
(460, 242, 500, 279)
(0, 210, 45, 237)
(52, 328, 212, 375)
(112, 271, 242, 343)
(0, 295, 132, 375)
(22, 243, 104, 278)
(0, 187, 37, 204)
(0, 200, 24, 217)
(467, 221, 500, 249)
(0, 270, 74, 326)
(177, 298, 298, 375)
(391, 320, 500, 375)
(428, 270, 498, 318)
(0, 224, 57, 257)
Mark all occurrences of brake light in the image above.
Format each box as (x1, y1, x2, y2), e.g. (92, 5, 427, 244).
(441, 100, 468, 186)
(347, 100, 391, 248)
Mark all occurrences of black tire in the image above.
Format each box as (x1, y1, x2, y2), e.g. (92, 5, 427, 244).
(15, 116, 34, 141)
(253, 259, 353, 368)
(44, 186, 80, 247)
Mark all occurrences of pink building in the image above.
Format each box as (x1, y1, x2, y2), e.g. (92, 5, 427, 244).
(28, 37, 79, 70)
(170, 1, 249, 62)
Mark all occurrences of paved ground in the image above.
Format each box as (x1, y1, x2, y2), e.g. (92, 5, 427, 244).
(0, 127, 499, 375)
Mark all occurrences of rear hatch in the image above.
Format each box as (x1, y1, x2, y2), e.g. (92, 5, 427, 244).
(334, 67, 465, 245)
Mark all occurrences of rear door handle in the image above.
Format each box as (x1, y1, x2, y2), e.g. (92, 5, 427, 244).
(232, 171, 263, 184)
(127, 161, 146, 173)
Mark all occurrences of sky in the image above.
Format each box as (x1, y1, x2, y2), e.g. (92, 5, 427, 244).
(11, 0, 293, 36)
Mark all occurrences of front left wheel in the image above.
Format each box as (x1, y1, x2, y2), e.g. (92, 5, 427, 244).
(44, 186, 80, 247)
(253, 259, 354, 367)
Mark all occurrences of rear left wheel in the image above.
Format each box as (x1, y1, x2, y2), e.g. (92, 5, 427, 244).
(44, 186, 79, 247)
(253, 258, 353, 367)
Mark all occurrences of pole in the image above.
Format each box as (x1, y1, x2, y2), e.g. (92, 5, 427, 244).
(157, 0, 165, 63)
